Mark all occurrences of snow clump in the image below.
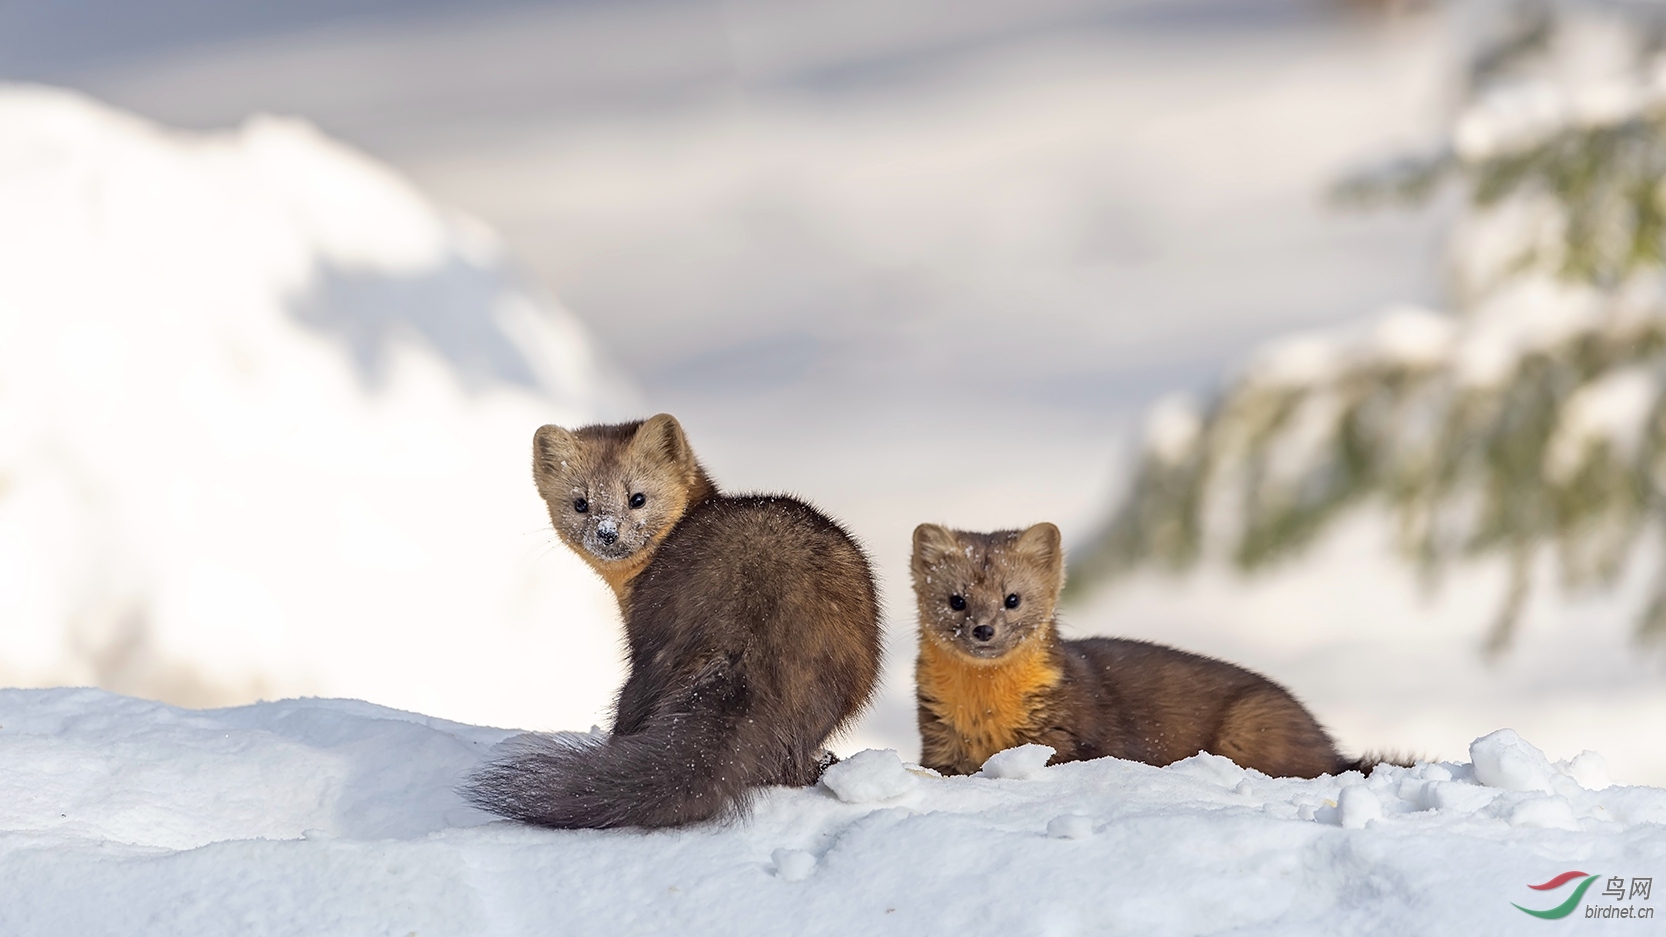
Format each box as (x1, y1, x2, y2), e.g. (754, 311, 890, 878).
(1561, 751, 1612, 791)
(820, 748, 916, 803)
(1144, 395, 1203, 464)
(771, 848, 817, 882)
(1470, 728, 1558, 793)
(978, 744, 1056, 779)
(1336, 785, 1382, 829)
(1370, 305, 1455, 369)
(1543, 366, 1658, 482)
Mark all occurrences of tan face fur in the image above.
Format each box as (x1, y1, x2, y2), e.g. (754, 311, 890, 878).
(911, 523, 1065, 661)
(533, 414, 704, 572)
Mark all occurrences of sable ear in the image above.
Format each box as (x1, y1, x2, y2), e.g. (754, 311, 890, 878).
(1013, 522, 1064, 582)
(532, 425, 579, 489)
(912, 523, 960, 572)
(632, 413, 695, 471)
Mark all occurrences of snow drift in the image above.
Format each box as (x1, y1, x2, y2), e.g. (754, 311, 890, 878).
(0, 688, 1660, 935)
(0, 85, 628, 731)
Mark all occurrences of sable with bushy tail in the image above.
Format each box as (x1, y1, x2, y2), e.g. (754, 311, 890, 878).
(467, 415, 882, 829)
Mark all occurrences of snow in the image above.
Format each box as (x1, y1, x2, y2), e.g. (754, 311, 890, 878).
(820, 748, 916, 804)
(1144, 395, 1204, 465)
(771, 847, 817, 882)
(1447, 193, 1569, 306)
(1456, 275, 1606, 387)
(1370, 305, 1455, 370)
(1567, 750, 1614, 791)
(1336, 784, 1382, 830)
(1451, 11, 1658, 161)
(0, 86, 629, 732)
(1452, 80, 1571, 161)
(978, 743, 1056, 780)
(3, 688, 1663, 935)
(1246, 335, 1345, 389)
(1507, 796, 1580, 832)
(1223, 279, 1633, 402)
(1470, 727, 1561, 794)
(1045, 813, 1094, 840)
(1262, 390, 1346, 490)
(1543, 366, 1658, 482)
(1226, 287, 1623, 397)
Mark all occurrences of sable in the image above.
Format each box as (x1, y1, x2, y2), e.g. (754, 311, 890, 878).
(911, 522, 1400, 778)
(467, 414, 883, 828)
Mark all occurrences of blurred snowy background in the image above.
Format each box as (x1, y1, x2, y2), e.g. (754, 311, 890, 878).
(4, 0, 1664, 782)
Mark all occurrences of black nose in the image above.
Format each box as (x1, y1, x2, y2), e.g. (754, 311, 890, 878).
(972, 625, 994, 642)
(597, 529, 618, 545)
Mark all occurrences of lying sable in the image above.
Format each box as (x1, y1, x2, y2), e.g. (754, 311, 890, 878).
(911, 522, 1399, 778)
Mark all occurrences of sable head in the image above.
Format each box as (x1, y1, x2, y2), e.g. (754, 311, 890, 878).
(911, 522, 1065, 661)
(532, 414, 707, 567)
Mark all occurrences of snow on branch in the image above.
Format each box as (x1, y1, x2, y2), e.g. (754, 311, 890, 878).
(1072, 0, 1666, 652)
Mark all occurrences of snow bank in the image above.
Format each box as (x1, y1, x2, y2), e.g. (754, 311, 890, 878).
(0, 86, 628, 731)
(2, 689, 1662, 935)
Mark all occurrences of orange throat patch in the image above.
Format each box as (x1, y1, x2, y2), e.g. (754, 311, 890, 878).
(916, 633, 1063, 766)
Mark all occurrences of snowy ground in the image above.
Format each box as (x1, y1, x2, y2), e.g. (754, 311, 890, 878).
(0, 688, 1660, 936)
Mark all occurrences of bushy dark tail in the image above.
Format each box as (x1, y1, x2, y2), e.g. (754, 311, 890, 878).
(464, 674, 759, 830)
(1337, 750, 1422, 775)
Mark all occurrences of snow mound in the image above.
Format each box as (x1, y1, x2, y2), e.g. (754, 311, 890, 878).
(978, 743, 1055, 779)
(820, 748, 915, 803)
(0, 86, 629, 730)
(1336, 785, 1382, 829)
(4, 689, 1665, 935)
(1470, 728, 1559, 793)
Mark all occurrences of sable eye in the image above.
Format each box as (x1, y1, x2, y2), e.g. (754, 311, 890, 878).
(629, 492, 646, 509)
(1005, 593, 1021, 609)
(949, 594, 966, 611)
(573, 498, 589, 513)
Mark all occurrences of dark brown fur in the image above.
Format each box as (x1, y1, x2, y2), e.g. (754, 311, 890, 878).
(913, 523, 1381, 778)
(467, 415, 883, 829)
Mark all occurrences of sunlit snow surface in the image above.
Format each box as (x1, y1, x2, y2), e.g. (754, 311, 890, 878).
(0, 689, 1661, 936)
(0, 85, 627, 731)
